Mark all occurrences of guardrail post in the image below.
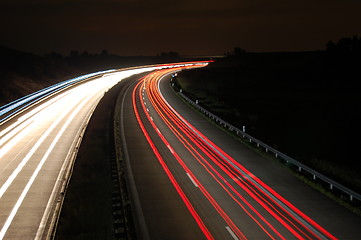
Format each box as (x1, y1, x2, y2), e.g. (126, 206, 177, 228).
(178, 91, 361, 203)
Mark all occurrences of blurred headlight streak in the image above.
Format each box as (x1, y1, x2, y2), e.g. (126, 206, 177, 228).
(0, 62, 211, 240)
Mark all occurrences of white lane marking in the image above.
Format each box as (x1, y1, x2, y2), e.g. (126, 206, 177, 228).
(35, 96, 101, 240)
(0, 118, 33, 146)
(144, 102, 147, 105)
(186, 173, 198, 188)
(166, 144, 174, 154)
(146, 108, 149, 112)
(0, 96, 77, 198)
(0, 92, 66, 139)
(156, 128, 161, 134)
(157, 76, 328, 238)
(225, 226, 239, 240)
(0, 91, 73, 158)
(0, 92, 93, 239)
(150, 117, 153, 121)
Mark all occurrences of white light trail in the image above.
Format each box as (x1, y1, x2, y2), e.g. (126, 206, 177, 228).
(0, 92, 96, 240)
(0, 64, 199, 239)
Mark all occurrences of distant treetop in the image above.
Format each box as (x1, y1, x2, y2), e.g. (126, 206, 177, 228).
(326, 35, 361, 53)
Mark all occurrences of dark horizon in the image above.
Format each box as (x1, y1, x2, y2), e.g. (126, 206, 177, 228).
(1, 37, 359, 58)
(1, 0, 361, 56)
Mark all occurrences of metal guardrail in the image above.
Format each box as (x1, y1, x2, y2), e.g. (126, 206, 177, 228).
(179, 92, 361, 203)
(0, 70, 115, 124)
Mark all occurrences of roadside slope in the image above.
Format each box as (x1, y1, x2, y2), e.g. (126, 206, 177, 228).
(161, 74, 361, 239)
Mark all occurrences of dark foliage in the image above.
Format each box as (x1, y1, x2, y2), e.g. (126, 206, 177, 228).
(177, 40, 361, 192)
(0, 46, 183, 106)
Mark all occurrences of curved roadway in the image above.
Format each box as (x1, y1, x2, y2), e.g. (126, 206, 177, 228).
(121, 68, 361, 240)
(1, 62, 360, 240)
(0, 65, 184, 239)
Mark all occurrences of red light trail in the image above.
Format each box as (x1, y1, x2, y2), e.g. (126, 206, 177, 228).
(131, 63, 338, 240)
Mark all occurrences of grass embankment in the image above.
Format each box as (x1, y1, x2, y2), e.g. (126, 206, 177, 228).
(174, 51, 361, 198)
(0, 45, 186, 106)
(55, 99, 113, 239)
(55, 81, 133, 239)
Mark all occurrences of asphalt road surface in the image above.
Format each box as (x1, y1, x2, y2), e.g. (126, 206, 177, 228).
(0, 66, 172, 239)
(121, 67, 361, 240)
(1, 62, 360, 240)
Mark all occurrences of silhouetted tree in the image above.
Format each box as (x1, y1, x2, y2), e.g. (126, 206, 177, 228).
(326, 35, 361, 53)
(325, 35, 361, 87)
(70, 50, 79, 57)
(160, 51, 180, 58)
(81, 51, 89, 57)
(47, 51, 63, 59)
(234, 47, 246, 56)
(326, 41, 336, 51)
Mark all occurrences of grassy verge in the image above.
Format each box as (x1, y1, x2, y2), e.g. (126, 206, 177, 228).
(171, 80, 361, 217)
(173, 55, 361, 194)
(55, 96, 115, 239)
(55, 81, 131, 240)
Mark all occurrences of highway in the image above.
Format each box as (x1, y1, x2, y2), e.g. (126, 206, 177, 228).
(121, 67, 361, 239)
(1, 61, 360, 239)
(0, 64, 193, 239)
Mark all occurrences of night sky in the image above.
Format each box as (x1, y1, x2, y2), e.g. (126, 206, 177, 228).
(1, 0, 360, 56)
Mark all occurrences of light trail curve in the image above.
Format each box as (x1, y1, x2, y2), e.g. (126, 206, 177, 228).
(0, 63, 198, 239)
(129, 67, 341, 239)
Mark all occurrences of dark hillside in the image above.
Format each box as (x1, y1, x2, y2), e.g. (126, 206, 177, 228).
(0, 46, 82, 106)
(176, 45, 361, 192)
(0, 46, 183, 106)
